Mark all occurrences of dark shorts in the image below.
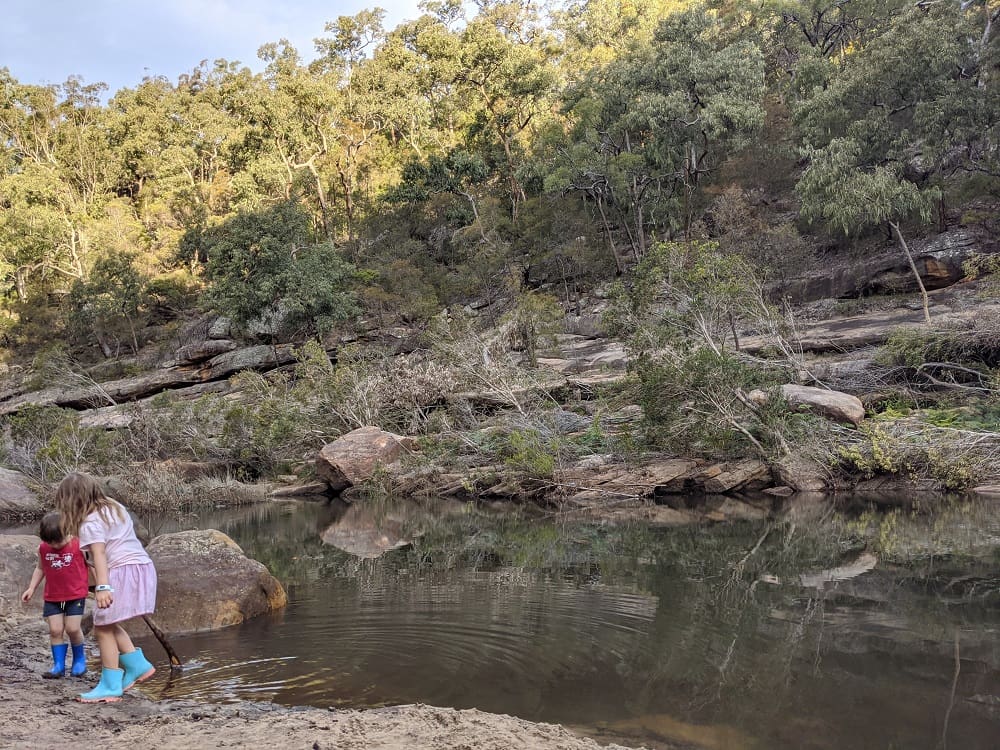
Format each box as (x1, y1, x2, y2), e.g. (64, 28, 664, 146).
(43, 598, 86, 618)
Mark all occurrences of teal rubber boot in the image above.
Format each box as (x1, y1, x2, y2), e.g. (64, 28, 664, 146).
(119, 648, 155, 690)
(77, 667, 124, 703)
(70, 642, 87, 677)
(43, 643, 68, 679)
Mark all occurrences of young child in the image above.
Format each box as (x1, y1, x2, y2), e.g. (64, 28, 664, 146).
(55, 472, 157, 703)
(21, 511, 90, 679)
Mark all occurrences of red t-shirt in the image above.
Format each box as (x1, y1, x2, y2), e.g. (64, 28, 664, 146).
(39, 538, 89, 602)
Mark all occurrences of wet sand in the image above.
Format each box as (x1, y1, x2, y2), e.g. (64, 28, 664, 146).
(0, 615, 644, 750)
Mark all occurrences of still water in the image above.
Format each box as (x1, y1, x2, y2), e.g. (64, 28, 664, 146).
(131, 497, 999, 749)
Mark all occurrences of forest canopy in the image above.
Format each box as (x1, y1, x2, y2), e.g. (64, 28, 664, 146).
(0, 0, 997, 354)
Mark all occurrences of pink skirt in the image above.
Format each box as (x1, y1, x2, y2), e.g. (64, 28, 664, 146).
(93, 562, 157, 626)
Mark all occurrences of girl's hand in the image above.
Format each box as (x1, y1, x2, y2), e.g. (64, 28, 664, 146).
(20, 589, 33, 602)
(96, 590, 113, 609)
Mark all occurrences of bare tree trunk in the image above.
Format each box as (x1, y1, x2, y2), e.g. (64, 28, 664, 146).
(889, 221, 931, 324)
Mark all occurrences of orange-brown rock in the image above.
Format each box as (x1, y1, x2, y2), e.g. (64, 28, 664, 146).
(316, 426, 415, 493)
(141, 530, 286, 636)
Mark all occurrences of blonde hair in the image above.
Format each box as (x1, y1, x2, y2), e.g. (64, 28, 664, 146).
(55, 472, 124, 538)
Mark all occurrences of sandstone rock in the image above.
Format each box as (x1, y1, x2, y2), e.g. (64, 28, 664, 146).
(602, 404, 643, 425)
(174, 339, 238, 365)
(142, 530, 286, 635)
(773, 456, 831, 492)
(0, 469, 42, 519)
(774, 227, 982, 302)
(0, 535, 43, 616)
(207, 316, 233, 339)
(559, 458, 701, 501)
(750, 384, 865, 425)
(316, 426, 415, 493)
(550, 409, 592, 434)
(702, 459, 771, 494)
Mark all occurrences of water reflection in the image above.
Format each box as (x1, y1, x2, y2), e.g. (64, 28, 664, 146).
(121, 497, 1000, 749)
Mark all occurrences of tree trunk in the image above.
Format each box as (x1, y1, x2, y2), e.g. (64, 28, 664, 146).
(889, 221, 931, 324)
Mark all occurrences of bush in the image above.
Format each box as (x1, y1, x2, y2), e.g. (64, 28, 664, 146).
(199, 202, 360, 338)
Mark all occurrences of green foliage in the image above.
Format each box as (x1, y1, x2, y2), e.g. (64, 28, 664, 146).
(504, 290, 564, 367)
(200, 202, 359, 338)
(0, 0, 997, 359)
(607, 240, 795, 455)
(0, 405, 117, 482)
(880, 326, 1000, 371)
(498, 428, 556, 479)
(67, 254, 149, 355)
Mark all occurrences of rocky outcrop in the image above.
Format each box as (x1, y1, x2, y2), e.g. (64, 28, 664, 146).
(777, 228, 984, 302)
(557, 457, 702, 506)
(172, 339, 237, 365)
(0, 535, 42, 616)
(0, 344, 301, 417)
(0, 469, 43, 519)
(316, 426, 416, 493)
(749, 384, 865, 425)
(143, 530, 287, 635)
(773, 456, 834, 492)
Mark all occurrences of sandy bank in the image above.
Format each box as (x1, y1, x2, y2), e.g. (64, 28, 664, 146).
(0, 615, 644, 750)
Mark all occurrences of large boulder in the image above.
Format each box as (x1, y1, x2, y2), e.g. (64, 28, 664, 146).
(143, 530, 286, 635)
(0, 535, 43, 617)
(0, 468, 43, 519)
(750, 384, 865, 426)
(316, 426, 415, 493)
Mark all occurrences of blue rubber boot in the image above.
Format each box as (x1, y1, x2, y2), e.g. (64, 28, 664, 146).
(70, 642, 87, 677)
(119, 648, 155, 690)
(77, 667, 124, 703)
(43, 643, 68, 679)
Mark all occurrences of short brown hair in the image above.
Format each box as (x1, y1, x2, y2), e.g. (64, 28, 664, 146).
(39, 512, 64, 545)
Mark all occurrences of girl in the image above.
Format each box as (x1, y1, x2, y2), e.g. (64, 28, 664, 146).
(56, 472, 157, 703)
(21, 511, 90, 679)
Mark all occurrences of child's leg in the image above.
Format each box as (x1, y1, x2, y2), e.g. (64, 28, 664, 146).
(112, 624, 136, 655)
(93, 624, 120, 670)
(46, 613, 66, 646)
(43, 610, 69, 677)
(64, 614, 84, 646)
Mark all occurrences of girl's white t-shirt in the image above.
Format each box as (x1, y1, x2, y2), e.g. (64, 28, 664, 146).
(78, 503, 151, 568)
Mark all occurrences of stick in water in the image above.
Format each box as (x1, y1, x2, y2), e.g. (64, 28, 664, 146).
(142, 614, 183, 669)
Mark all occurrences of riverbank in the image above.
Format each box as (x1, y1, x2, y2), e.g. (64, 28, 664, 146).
(0, 615, 645, 750)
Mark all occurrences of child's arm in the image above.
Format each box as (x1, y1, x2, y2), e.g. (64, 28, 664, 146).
(21, 556, 44, 602)
(88, 542, 114, 609)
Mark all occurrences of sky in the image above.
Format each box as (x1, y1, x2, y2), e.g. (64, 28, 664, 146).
(2, 0, 425, 96)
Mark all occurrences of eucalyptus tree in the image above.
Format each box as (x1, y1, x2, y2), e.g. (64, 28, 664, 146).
(552, 5, 765, 268)
(0, 72, 119, 302)
(451, 0, 560, 219)
(313, 9, 394, 243)
(794, 2, 998, 323)
(108, 62, 247, 269)
(253, 40, 344, 240)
